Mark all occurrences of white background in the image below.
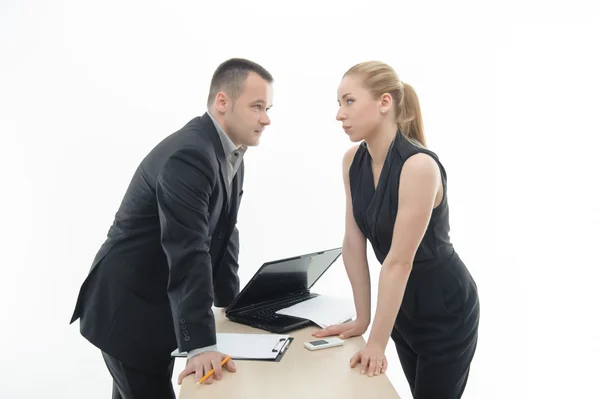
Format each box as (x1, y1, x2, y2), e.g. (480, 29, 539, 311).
(1, 1, 599, 398)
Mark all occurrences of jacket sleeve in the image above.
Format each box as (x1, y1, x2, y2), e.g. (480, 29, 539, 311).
(213, 225, 240, 307)
(156, 147, 217, 352)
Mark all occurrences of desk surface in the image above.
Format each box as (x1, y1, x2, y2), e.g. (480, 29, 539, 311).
(179, 309, 400, 398)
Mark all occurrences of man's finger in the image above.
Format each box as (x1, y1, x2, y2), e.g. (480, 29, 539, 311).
(349, 353, 361, 368)
(212, 359, 223, 381)
(201, 360, 215, 382)
(224, 358, 237, 372)
(177, 364, 194, 385)
(382, 358, 388, 373)
(195, 362, 206, 383)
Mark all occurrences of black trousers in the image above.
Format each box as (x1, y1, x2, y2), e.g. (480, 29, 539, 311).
(392, 253, 480, 399)
(101, 351, 176, 399)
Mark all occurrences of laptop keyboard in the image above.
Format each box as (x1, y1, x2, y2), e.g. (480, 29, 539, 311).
(243, 294, 318, 320)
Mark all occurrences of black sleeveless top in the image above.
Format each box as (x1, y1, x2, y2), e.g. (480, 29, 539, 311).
(349, 130, 455, 267)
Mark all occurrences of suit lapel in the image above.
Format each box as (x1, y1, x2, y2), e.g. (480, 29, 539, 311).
(198, 112, 241, 228)
(217, 156, 231, 211)
(202, 112, 231, 213)
(228, 162, 244, 229)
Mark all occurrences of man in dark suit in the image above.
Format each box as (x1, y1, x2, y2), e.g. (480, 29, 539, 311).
(70, 58, 274, 399)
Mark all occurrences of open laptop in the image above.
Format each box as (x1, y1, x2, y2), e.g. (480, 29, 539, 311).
(225, 247, 343, 333)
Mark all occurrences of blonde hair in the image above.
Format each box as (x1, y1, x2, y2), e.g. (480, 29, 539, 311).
(344, 61, 426, 147)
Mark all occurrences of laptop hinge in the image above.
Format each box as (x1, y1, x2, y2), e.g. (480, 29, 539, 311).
(227, 289, 312, 315)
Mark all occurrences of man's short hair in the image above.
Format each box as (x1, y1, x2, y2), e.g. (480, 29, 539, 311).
(207, 58, 273, 107)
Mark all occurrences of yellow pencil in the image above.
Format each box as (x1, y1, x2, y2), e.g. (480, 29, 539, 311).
(197, 355, 232, 384)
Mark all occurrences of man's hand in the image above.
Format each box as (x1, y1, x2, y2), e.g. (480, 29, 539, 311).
(177, 351, 236, 385)
(311, 319, 369, 340)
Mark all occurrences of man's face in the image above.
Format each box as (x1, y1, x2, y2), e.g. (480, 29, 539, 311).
(223, 72, 273, 147)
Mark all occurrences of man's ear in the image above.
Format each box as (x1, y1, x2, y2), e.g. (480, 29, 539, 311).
(215, 92, 229, 113)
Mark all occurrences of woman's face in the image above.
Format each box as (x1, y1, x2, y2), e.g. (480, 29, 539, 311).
(336, 74, 383, 143)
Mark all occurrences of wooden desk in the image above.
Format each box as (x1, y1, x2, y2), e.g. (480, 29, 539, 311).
(179, 309, 400, 398)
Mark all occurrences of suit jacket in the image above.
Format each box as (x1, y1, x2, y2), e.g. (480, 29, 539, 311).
(70, 113, 243, 373)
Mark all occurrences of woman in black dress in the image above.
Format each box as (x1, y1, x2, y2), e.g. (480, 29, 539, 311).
(313, 61, 480, 398)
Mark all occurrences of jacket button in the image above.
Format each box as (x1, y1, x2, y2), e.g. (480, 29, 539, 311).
(218, 232, 226, 239)
(180, 318, 186, 324)
(184, 336, 190, 342)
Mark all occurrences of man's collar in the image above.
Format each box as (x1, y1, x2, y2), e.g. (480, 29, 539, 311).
(207, 111, 243, 156)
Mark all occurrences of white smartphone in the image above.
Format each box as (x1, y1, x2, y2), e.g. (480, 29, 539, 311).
(304, 337, 344, 351)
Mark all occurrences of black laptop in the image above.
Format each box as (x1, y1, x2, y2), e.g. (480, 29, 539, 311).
(225, 247, 343, 333)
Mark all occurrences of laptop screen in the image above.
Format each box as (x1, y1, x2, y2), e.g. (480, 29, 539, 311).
(228, 248, 342, 312)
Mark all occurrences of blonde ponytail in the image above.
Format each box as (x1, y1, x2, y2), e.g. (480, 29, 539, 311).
(397, 83, 426, 147)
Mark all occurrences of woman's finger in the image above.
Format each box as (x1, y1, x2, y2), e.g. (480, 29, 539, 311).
(339, 326, 362, 339)
(360, 354, 369, 375)
(374, 358, 383, 376)
(368, 356, 378, 377)
(312, 324, 341, 337)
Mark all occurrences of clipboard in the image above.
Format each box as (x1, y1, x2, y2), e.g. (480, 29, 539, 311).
(171, 334, 294, 362)
(243, 337, 294, 362)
